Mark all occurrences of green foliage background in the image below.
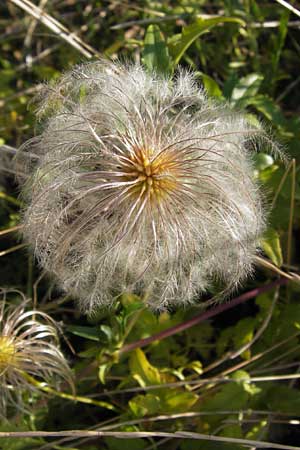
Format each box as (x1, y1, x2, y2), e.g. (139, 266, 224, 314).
(1, 0, 300, 448)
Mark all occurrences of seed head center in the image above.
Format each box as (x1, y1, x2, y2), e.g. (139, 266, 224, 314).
(137, 155, 154, 186)
(0, 336, 16, 370)
(125, 147, 176, 200)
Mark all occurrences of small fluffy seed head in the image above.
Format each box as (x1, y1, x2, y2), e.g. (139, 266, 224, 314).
(19, 60, 274, 313)
(0, 336, 15, 370)
(0, 290, 73, 418)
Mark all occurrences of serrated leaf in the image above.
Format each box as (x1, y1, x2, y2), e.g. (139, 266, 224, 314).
(129, 348, 161, 387)
(142, 24, 171, 75)
(168, 17, 245, 65)
(261, 228, 283, 267)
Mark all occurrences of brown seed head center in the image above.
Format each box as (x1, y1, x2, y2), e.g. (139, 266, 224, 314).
(124, 147, 177, 201)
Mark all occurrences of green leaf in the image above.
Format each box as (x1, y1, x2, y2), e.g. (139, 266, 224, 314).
(168, 17, 245, 65)
(199, 72, 223, 98)
(230, 73, 263, 107)
(262, 384, 300, 414)
(129, 393, 161, 417)
(232, 318, 256, 360)
(184, 360, 203, 375)
(217, 319, 256, 360)
(202, 381, 248, 413)
(248, 95, 287, 128)
(78, 345, 99, 358)
(67, 325, 100, 341)
(98, 363, 111, 384)
(129, 348, 161, 387)
(162, 390, 198, 413)
(216, 326, 233, 357)
(246, 420, 268, 440)
(142, 24, 171, 75)
(202, 371, 260, 427)
(232, 370, 261, 396)
(106, 436, 147, 450)
(261, 228, 283, 267)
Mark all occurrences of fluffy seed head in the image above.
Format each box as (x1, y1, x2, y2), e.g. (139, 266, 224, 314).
(19, 60, 274, 312)
(0, 290, 73, 417)
(0, 336, 15, 370)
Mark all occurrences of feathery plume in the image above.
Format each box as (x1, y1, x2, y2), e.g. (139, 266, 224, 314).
(19, 60, 275, 312)
(0, 290, 73, 418)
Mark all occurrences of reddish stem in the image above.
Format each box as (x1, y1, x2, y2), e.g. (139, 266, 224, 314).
(119, 278, 288, 354)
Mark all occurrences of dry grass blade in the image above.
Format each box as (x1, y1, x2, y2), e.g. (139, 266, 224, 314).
(274, 0, 300, 18)
(0, 429, 300, 449)
(8, 0, 100, 58)
(0, 225, 23, 236)
(0, 243, 27, 257)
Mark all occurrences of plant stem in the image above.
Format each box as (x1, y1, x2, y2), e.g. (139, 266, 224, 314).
(23, 373, 119, 412)
(0, 429, 299, 449)
(119, 278, 288, 354)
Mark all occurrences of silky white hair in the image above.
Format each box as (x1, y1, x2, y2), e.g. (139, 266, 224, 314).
(19, 60, 274, 313)
(0, 289, 73, 417)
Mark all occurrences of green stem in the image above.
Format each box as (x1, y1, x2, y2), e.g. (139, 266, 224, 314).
(23, 372, 119, 412)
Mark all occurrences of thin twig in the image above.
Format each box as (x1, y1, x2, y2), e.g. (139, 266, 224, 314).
(23, 373, 118, 412)
(201, 330, 300, 384)
(0, 429, 300, 449)
(229, 287, 278, 359)
(8, 0, 100, 58)
(274, 0, 300, 19)
(119, 278, 288, 354)
(251, 20, 300, 28)
(24, 0, 48, 51)
(0, 243, 27, 257)
(276, 75, 300, 102)
(0, 84, 43, 107)
(0, 225, 23, 236)
(90, 373, 300, 398)
(37, 409, 300, 450)
(201, 286, 279, 374)
(255, 256, 300, 281)
(110, 15, 300, 30)
(271, 159, 294, 210)
(287, 159, 296, 265)
(16, 44, 60, 72)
